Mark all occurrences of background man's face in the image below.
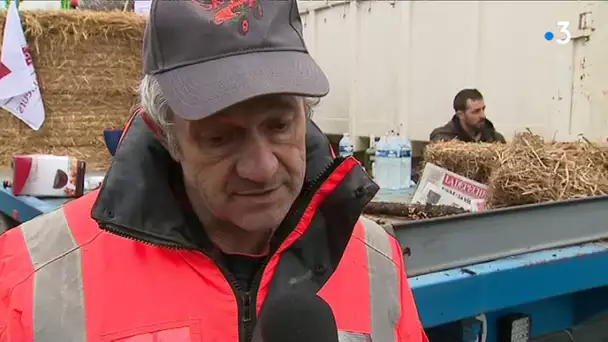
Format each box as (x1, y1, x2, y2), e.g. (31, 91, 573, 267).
(459, 98, 486, 133)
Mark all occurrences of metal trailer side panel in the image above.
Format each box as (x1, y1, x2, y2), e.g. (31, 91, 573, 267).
(391, 195, 608, 277)
(411, 242, 608, 341)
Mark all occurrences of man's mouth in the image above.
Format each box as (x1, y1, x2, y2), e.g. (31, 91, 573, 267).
(234, 187, 282, 206)
(236, 187, 278, 197)
(235, 186, 281, 198)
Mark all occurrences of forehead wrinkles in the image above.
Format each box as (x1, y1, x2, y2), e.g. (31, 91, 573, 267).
(195, 95, 301, 130)
(225, 95, 299, 118)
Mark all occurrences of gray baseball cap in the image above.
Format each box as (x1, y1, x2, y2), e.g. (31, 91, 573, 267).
(143, 0, 330, 120)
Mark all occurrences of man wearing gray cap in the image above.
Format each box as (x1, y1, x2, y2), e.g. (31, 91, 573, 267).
(0, 0, 427, 341)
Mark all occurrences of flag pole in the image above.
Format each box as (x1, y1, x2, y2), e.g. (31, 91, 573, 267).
(5, 0, 19, 9)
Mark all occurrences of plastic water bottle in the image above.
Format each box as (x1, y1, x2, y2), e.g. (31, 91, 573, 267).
(374, 134, 390, 189)
(398, 134, 412, 189)
(386, 132, 402, 190)
(364, 135, 376, 178)
(338, 133, 354, 158)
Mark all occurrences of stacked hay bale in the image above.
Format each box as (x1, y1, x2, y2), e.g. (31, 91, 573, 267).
(424, 134, 608, 208)
(423, 141, 506, 184)
(0, 11, 146, 170)
(487, 133, 608, 207)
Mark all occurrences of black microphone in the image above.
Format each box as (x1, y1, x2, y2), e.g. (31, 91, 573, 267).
(252, 291, 339, 342)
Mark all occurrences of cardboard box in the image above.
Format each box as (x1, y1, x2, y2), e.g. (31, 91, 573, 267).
(12, 154, 86, 197)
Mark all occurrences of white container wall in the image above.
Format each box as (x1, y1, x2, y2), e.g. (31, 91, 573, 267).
(299, 1, 608, 143)
(6, 0, 62, 9)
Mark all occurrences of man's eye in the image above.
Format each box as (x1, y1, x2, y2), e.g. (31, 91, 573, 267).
(269, 120, 289, 133)
(205, 136, 226, 147)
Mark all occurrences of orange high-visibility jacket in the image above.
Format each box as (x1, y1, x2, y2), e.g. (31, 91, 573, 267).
(0, 115, 427, 342)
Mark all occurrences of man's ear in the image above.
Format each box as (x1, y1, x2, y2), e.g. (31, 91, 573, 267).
(138, 109, 183, 161)
(139, 109, 170, 150)
(167, 142, 181, 162)
(455, 111, 465, 120)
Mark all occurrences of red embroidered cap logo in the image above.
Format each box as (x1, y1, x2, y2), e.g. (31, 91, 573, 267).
(192, 0, 264, 35)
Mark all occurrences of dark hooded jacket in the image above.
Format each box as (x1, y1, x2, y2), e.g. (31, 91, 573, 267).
(430, 115, 506, 143)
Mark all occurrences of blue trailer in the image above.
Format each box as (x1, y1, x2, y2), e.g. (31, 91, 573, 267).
(1, 162, 608, 341)
(392, 195, 608, 341)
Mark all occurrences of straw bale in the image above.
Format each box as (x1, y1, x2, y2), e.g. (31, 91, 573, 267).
(0, 11, 146, 170)
(423, 140, 507, 184)
(487, 132, 608, 207)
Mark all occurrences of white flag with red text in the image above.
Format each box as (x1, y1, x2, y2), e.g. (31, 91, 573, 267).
(0, 0, 45, 130)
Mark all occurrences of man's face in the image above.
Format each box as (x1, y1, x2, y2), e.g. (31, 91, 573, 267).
(173, 95, 307, 233)
(458, 98, 486, 133)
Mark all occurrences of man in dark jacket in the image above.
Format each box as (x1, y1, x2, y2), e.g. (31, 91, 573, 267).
(430, 89, 506, 143)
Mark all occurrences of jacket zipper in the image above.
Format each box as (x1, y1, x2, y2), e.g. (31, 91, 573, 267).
(242, 158, 343, 341)
(100, 157, 345, 342)
(241, 290, 254, 341)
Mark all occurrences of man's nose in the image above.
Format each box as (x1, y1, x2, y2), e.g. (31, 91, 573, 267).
(236, 138, 279, 183)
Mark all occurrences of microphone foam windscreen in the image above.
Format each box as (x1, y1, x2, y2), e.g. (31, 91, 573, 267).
(259, 291, 339, 342)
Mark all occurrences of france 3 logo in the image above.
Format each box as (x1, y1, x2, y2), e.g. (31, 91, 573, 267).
(544, 21, 572, 45)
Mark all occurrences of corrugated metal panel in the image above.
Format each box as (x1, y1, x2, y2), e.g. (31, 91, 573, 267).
(299, 1, 608, 143)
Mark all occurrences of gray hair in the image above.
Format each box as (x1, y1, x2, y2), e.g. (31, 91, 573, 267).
(138, 74, 318, 157)
(138, 74, 180, 157)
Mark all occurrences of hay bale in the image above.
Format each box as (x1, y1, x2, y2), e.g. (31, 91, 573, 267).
(487, 132, 608, 207)
(423, 140, 506, 184)
(0, 11, 146, 170)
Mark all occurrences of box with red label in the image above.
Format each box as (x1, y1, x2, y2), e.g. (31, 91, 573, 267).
(12, 154, 86, 197)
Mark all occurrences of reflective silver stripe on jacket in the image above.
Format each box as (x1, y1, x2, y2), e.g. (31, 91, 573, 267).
(339, 330, 373, 342)
(20, 208, 87, 342)
(360, 217, 401, 341)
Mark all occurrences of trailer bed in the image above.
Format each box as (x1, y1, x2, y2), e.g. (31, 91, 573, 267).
(388, 195, 608, 276)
